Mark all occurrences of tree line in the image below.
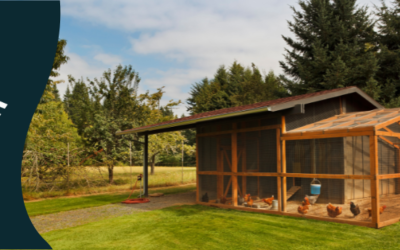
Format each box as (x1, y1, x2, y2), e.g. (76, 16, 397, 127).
(24, 0, 400, 190)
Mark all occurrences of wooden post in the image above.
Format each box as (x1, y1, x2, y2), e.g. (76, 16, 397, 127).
(370, 135, 380, 228)
(277, 128, 282, 211)
(217, 135, 224, 199)
(196, 136, 199, 202)
(397, 148, 400, 195)
(281, 116, 287, 212)
(232, 123, 238, 206)
(143, 134, 149, 197)
(242, 122, 247, 197)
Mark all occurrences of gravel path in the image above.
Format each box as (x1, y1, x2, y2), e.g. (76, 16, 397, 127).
(31, 191, 196, 234)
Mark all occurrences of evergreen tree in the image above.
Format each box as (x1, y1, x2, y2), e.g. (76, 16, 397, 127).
(64, 77, 93, 136)
(375, 0, 400, 107)
(187, 61, 286, 114)
(280, 0, 380, 99)
(41, 39, 69, 104)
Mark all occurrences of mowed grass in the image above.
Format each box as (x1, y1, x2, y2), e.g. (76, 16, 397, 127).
(25, 184, 195, 217)
(23, 166, 196, 200)
(43, 205, 400, 250)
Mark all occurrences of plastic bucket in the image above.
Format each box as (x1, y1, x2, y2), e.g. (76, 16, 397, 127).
(310, 184, 321, 195)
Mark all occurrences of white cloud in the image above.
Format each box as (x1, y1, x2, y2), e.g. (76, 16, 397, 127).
(61, 0, 383, 115)
(94, 53, 122, 65)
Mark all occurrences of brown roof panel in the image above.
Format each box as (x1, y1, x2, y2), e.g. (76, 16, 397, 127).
(117, 86, 383, 135)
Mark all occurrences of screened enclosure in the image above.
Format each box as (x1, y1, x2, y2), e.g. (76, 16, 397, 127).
(197, 108, 400, 228)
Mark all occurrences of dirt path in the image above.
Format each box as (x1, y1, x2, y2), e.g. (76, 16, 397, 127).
(32, 191, 196, 234)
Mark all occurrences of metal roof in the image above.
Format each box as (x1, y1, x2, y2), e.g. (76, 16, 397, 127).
(117, 86, 383, 135)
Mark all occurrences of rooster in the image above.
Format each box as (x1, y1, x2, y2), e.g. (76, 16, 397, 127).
(302, 197, 311, 206)
(367, 205, 387, 217)
(327, 203, 342, 218)
(244, 194, 251, 202)
(350, 202, 360, 217)
(262, 195, 274, 206)
(298, 205, 309, 215)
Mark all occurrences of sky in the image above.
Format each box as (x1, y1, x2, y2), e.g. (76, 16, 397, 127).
(56, 0, 384, 116)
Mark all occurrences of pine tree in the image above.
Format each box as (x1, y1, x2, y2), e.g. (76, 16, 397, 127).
(375, 0, 400, 107)
(280, 0, 380, 99)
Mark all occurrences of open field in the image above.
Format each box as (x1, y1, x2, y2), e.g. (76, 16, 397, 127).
(22, 166, 196, 200)
(25, 184, 196, 217)
(43, 205, 400, 250)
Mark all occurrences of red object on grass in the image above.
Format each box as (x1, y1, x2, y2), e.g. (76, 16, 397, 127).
(121, 174, 150, 204)
(122, 198, 150, 204)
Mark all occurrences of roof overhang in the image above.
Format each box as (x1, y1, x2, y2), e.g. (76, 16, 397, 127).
(116, 106, 272, 136)
(116, 87, 384, 136)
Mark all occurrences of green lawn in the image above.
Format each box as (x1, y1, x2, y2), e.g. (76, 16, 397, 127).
(43, 205, 400, 250)
(26, 184, 195, 217)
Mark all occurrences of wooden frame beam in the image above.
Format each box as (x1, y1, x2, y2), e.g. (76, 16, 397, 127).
(232, 123, 238, 206)
(370, 135, 380, 228)
(277, 128, 282, 212)
(197, 171, 372, 179)
(197, 124, 281, 137)
(282, 130, 374, 140)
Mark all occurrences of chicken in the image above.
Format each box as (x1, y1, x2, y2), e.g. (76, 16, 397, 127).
(220, 196, 227, 204)
(201, 192, 209, 202)
(244, 194, 251, 202)
(350, 202, 360, 217)
(327, 203, 342, 218)
(302, 197, 311, 206)
(262, 195, 274, 206)
(367, 205, 387, 217)
(247, 196, 254, 207)
(298, 205, 309, 215)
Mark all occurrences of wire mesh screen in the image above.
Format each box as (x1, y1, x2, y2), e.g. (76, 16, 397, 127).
(198, 136, 217, 172)
(379, 178, 400, 222)
(218, 134, 232, 172)
(223, 175, 232, 201)
(237, 176, 278, 210)
(286, 177, 344, 204)
(285, 98, 341, 131)
(387, 122, 400, 133)
(344, 136, 370, 176)
(378, 137, 399, 174)
(237, 129, 277, 173)
(199, 175, 217, 203)
(286, 177, 371, 222)
(286, 137, 345, 174)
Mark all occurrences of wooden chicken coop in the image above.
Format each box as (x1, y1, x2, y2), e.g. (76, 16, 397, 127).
(118, 86, 400, 228)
